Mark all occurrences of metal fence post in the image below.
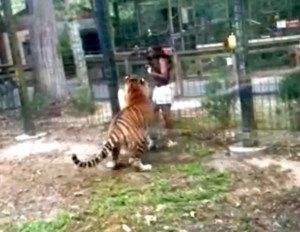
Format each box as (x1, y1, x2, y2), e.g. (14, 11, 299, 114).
(233, 0, 256, 145)
(91, 0, 120, 116)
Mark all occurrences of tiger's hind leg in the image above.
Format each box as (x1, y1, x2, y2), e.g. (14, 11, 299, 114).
(129, 139, 152, 171)
(105, 146, 120, 170)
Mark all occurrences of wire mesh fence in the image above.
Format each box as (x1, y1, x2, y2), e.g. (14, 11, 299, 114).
(1, 50, 300, 134)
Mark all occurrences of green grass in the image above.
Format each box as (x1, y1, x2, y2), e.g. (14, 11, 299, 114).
(65, 161, 231, 231)
(3, 211, 71, 232)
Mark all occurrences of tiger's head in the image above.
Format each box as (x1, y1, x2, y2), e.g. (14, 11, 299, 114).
(123, 75, 150, 106)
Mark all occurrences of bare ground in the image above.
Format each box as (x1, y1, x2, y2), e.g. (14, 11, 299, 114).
(0, 124, 197, 225)
(1, 120, 300, 231)
(0, 126, 103, 224)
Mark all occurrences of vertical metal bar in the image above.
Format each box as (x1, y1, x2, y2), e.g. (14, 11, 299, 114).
(233, 0, 256, 142)
(91, 0, 120, 115)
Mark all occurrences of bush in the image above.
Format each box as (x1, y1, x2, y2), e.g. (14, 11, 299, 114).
(278, 70, 300, 103)
(277, 70, 300, 130)
(203, 78, 236, 129)
(70, 85, 95, 115)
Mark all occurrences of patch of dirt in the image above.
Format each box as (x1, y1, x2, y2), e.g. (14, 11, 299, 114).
(0, 126, 195, 225)
(206, 151, 300, 187)
(0, 126, 108, 223)
(193, 152, 300, 232)
(2, 120, 300, 231)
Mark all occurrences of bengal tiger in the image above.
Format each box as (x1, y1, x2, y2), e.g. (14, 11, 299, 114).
(118, 79, 156, 150)
(72, 75, 155, 171)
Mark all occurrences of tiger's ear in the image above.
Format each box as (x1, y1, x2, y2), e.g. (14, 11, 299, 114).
(125, 75, 130, 80)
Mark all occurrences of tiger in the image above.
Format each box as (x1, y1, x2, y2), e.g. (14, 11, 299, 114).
(72, 75, 155, 171)
(118, 79, 156, 150)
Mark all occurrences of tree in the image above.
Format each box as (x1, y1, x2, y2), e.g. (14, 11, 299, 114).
(64, 0, 90, 94)
(0, 12, 7, 64)
(29, 0, 67, 100)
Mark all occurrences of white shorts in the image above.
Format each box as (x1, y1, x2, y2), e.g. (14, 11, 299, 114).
(152, 83, 174, 105)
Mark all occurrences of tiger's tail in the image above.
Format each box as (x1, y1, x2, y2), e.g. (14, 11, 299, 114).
(71, 138, 115, 168)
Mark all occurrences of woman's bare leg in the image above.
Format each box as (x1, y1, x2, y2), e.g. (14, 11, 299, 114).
(161, 104, 173, 129)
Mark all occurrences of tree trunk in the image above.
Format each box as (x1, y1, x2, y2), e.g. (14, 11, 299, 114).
(65, 0, 91, 94)
(67, 21, 90, 85)
(0, 33, 8, 64)
(31, 0, 67, 100)
(0, 14, 8, 64)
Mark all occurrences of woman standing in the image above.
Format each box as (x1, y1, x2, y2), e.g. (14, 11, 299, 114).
(146, 45, 174, 133)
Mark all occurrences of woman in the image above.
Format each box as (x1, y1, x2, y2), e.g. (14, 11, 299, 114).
(146, 45, 174, 131)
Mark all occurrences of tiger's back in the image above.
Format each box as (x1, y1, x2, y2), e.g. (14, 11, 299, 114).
(107, 101, 153, 147)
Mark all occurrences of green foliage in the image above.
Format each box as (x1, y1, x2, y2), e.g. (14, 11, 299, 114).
(57, 26, 75, 75)
(203, 77, 236, 129)
(57, 27, 72, 57)
(278, 70, 300, 102)
(70, 85, 95, 115)
(53, 0, 65, 12)
(277, 70, 300, 130)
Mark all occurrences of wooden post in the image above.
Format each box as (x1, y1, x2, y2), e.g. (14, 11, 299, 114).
(124, 58, 131, 75)
(2, 0, 35, 134)
(0, 33, 8, 64)
(167, 0, 183, 97)
(197, 56, 203, 78)
(173, 54, 184, 97)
